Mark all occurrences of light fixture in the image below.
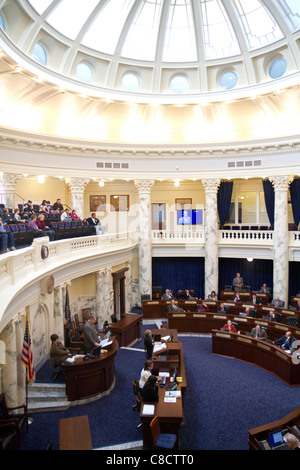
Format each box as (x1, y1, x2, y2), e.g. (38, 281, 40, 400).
(247, 258, 253, 262)
(98, 180, 104, 187)
(174, 179, 180, 187)
(37, 175, 45, 184)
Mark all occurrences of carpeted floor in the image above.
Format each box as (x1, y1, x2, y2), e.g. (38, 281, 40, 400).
(20, 327, 300, 451)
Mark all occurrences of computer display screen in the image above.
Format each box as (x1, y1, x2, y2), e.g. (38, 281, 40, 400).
(177, 209, 203, 225)
(269, 430, 284, 447)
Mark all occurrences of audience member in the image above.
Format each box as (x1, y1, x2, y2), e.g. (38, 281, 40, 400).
(27, 215, 45, 238)
(50, 334, 72, 365)
(222, 320, 237, 333)
(233, 272, 244, 291)
(23, 200, 34, 217)
(0, 218, 16, 253)
(251, 325, 267, 339)
(273, 331, 296, 351)
(53, 198, 64, 213)
(1, 208, 13, 222)
(162, 289, 175, 300)
(270, 296, 284, 308)
(83, 316, 101, 353)
(37, 214, 56, 241)
(61, 208, 72, 222)
(71, 209, 79, 219)
(86, 213, 105, 235)
(13, 208, 26, 223)
(144, 329, 154, 359)
(141, 374, 159, 402)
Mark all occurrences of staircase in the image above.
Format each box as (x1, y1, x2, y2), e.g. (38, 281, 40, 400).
(27, 382, 71, 413)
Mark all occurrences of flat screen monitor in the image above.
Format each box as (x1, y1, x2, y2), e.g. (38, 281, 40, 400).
(177, 209, 202, 225)
(269, 430, 284, 447)
(93, 345, 102, 357)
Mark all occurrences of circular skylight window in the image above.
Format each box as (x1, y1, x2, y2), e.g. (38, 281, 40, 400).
(32, 42, 47, 66)
(269, 57, 287, 79)
(76, 62, 93, 83)
(170, 75, 189, 94)
(219, 70, 238, 90)
(122, 72, 140, 92)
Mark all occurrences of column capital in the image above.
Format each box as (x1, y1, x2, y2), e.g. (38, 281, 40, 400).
(201, 178, 221, 193)
(134, 179, 155, 194)
(269, 175, 293, 191)
(0, 172, 23, 190)
(65, 177, 90, 192)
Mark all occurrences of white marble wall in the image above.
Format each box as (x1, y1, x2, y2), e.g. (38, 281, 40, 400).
(270, 175, 291, 307)
(202, 178, 220, 299)
(0, 172, 23, 209)
(65, 177, 89, 218)
(135, 179, 154, 297)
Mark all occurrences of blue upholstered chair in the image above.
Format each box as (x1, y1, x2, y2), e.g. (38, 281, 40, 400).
(150, 416, 177, 450)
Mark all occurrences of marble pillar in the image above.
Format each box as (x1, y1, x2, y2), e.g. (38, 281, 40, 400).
(134, 179, 155, 298)
(96, 270, 105, 325)
(65, 177, 89, 219)
(0, 319, 19, 406)
(0, 172, 23, 209)
(202, 178, 221, 299)
(269, 176, 291, 307)
(125, 260, 133, 313)
(103, 267, 113, 322)
(53, 285, 64, 339)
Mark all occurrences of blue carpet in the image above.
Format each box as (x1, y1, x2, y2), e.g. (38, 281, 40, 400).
(20, 334, 300, 451)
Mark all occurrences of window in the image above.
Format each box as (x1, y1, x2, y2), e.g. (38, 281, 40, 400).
(76, 62, 93, 83)
(170, 74, 189, 93)
(0, 13, 6, 31)
(269, 57, 287, 79)
(219, 70, 238, 89)
(122, 72, 140, 92)
(32, 42, 47, 66)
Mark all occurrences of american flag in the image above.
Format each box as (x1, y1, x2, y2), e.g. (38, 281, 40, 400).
(21, 315, 35, 382)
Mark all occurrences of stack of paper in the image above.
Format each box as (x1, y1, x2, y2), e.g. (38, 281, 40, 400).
(142, 404, 155, 415)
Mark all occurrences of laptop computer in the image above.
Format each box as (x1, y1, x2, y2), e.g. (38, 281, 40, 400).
(269, 430, 288, 450)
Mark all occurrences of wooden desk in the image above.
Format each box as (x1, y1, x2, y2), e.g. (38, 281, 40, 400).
(211, 329, 300, 386)
(220, 290, 270, 305)
(248, 406, 300, 450)
(61, 338, 118, 401)
(108, 313, 141, 347)
(140, 334, 186, 449)
(59, 415, 92, 450)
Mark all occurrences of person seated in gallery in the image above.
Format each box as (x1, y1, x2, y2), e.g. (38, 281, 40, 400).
(144, 329, 154, 360)
(217, 302, 229, 314)
(182, 289, 198, 300)
(273, 331, 296, 351)
(141, 374, 159, 403)
(250, 325, 267, 340)
(162, 288, 175, 300)
(270, 296, 284, 308)
(53, 198, 64, 213)
(167, 299, 185, 313)
(50, 334, 72, 366)
(197, 301, 209, 312)
(222, 320, 237, 333)
(232, 292, 241, 303)
(207, 290, 217, 300)
(249, 293, 262, 305)
(260, 283, 271, 293)
(232, 272, 244, 291)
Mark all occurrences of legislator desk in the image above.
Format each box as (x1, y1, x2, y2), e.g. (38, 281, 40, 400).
(167, 311, 300, 342)
(59, 415, 92, 450)
(220, 290, 270, 305)
(61, 338, 118, 401)
(211, 329, 300, 386)
(108, 313, 141, 347)
(142, 298, 300, 325)
(248, 406, 300, 450)
(140, 331, 186, 449)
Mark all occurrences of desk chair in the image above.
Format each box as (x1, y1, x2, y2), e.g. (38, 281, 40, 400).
(132, 379, 142, 430)
(49, 353, 63, 381)
(0, 421, 19, 450)
(0, 393, 29, 449)
(150, 416, 177, 450)
(287, 316, 299, 327)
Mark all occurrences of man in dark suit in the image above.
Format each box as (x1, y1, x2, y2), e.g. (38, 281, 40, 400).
(251, 325, 267, 339)
(217, 302, 229, 314)
(167, 299, 185, 312)
(83, 315, 101, 353)
(162, 289, 175, 300)
(273, 331, 296, 351)
(270, 296, 284, 308)
(232, 292, 241, 303)
(86, 213, 104, 235)
(249, 294, 262, 305)
(260, 283, 271, 293)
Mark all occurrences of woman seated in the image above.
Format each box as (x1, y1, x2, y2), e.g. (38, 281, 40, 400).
(50, 334, 72, 366)
(141, 375, 159, 402)
(139, 360, 162, 392)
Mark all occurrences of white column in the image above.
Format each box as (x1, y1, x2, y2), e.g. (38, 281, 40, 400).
(65, 177, 89, 219)
(0, 172, 23, 209)
(134, 179, 155, 298)
(0, 319, 19, 407)
(269, 175, 291, 307)
(202, 178, 221, 299)
(96, 270, 105, 325)
(53, 285, 64, 339)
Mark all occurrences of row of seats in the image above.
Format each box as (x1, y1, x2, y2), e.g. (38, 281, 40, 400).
(3, 220, 96, 247)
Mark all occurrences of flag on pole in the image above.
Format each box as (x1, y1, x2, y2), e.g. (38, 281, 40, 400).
(21, 315, 35, 382)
